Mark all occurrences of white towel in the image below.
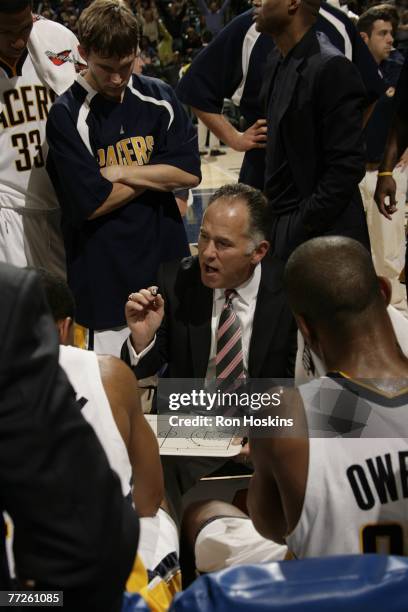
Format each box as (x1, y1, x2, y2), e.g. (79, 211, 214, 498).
(27, 15, 86, 95)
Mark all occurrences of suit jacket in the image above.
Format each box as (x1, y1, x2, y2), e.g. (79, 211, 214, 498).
(123, 255, 296, 380)
(264, 28, 368, 239)
(0, 264, 138, 610)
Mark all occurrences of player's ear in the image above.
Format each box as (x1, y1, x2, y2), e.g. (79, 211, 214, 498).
(288, 0, 301, 14)
(57, 317, 74, 346)
(296, 313, 321, 352)
(378, 276, 392, 306)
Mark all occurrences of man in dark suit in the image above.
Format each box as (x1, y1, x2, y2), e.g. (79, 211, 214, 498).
(121, 183, 296, 518)
(0, 263, 138, 610)
(254, 0, 370, 261)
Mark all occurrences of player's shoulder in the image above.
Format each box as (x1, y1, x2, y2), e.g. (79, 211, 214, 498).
(49, 78, 88, 117)
(319, 1, 355, 32)
(315, 31, 344, 63)
(97, 354, 139, 400)
(130, 73, 176, 102)
(219, 9, 255, 36)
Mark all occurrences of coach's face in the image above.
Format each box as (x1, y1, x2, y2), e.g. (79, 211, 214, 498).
(79, 47, 136, 101)
(198, 198, 268, 289)
(0, 6, 33, 63)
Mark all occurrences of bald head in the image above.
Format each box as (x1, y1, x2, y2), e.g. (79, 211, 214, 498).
(284, 237, 382, 326)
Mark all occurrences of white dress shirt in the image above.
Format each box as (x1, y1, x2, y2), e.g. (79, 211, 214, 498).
(205, 264, 261, 381)
(127, 264, 261, 376)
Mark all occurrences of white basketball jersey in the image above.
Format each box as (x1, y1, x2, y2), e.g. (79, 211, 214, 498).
(0, 17, 82, 212)
(59, 345, 132, 497)
(286, 375, 408, 558)
(0, 52, 58, 211)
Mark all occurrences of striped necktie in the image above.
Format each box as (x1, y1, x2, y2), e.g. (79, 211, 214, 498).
(215, 289, 245, 387)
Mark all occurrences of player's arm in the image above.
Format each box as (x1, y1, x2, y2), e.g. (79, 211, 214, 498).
(87, 183, 145, 220)
(100, 163, 199, 194)
(176, 13, 249, 118)
(375, 114, 408, 219)
(99, 356, 164, 517)
(375, 58, 408, 219)
(196, 0, 210, 16)
(46, 103, 144, 226)
(100, 81, 202, 201)
(193, 108, 267, 152)
(247, 388, 308, 543)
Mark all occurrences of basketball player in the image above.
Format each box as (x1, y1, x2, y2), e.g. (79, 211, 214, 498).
(183, 236, 408, 573)
(37, 268, 182, 609)
(0, 0, 84, 274)
(248, 236, 408, 557)
(46, 0, 201, 357)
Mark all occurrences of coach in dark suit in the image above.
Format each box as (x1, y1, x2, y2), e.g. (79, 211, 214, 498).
(0, 264, 138, 610)
(127, 247, 294, 382)
(121, 183, 296, 518)
(254, 0, 370, 261)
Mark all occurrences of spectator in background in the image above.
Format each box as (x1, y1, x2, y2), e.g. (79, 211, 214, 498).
(182, 25, 203, 60)
(395, 9, 408, 56)
(141, 5, 160, 45)
(197, 0, 231, 36)
(162, 0, 188, 51)
(158, 18, 175, 66)
(357, 6, 407, 311)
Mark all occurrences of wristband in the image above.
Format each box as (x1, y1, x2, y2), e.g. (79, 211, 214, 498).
(378, 171, 393, 177)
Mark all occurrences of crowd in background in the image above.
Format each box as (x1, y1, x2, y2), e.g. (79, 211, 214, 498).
(32, 0, 408, 89)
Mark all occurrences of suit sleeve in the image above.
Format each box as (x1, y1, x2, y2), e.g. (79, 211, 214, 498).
(300, 56, 366, 231)
(0, 266, 138, 608)
(46, 103, 113, 227)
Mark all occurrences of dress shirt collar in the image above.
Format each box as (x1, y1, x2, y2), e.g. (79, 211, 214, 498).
(214, 263, 261, 306)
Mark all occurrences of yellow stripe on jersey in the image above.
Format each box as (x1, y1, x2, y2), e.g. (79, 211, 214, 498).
(0, 55, 18, 77)
(126, 553, 181, 612)
(74, 323, 88, 349)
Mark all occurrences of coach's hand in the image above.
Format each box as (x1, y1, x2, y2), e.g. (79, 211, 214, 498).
(126, 287, 164, 353)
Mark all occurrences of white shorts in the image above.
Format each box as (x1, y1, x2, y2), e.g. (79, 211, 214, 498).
(126, 508, 181, 611)
(138, 508, 179, 569)
(195, 516, 287, 573)
(0, 207, 66, 277)
(90, 326, 129, 358)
